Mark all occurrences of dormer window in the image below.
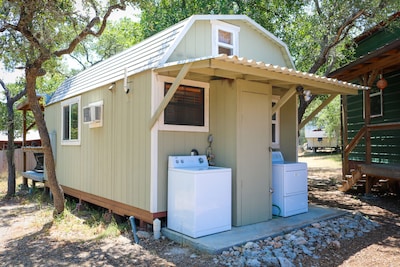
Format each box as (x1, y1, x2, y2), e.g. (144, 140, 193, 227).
(211, 20, 240, 56)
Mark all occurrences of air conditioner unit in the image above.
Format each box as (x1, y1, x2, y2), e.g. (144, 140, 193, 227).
(83, 100, 103, 128)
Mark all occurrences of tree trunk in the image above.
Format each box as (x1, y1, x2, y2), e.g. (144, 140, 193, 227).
(25, 68, 64, 214)
(6, 103, 16, 197)
(298, 94, 316, 125)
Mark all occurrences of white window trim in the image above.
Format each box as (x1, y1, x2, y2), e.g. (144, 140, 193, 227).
(61, 96, 81, 146)
(157, 76, 209, 132)
(272, 96, 280, 149)
(363, 90, 383, 119)
(211, 20, 240, 56)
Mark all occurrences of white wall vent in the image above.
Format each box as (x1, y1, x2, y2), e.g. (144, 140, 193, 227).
(83, 100, 103, 128)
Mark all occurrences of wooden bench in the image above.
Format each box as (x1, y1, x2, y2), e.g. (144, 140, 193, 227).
(21, 170, 45, 189)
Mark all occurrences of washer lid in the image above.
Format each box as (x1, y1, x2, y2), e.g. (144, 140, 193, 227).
(168, 155, 209, 168)
(272, 151, 284, 164)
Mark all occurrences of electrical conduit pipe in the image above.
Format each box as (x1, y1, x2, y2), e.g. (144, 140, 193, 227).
(129, 216, 139, 244)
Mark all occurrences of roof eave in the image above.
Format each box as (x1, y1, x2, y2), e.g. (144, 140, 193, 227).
(155, 55, 366, 96)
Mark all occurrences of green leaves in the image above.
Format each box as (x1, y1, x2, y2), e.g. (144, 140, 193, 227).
(70, 18, 142, 70)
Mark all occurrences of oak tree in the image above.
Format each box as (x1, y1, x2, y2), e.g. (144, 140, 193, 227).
(0, 0, 139, 213)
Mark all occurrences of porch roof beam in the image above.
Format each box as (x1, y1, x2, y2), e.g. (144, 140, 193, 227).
(155, 56, 365, 95)
(299, 94, 338, 130)
(271, 86, 297, 115)
(149, 62, 193, 129)
(208, 58, 361, 95)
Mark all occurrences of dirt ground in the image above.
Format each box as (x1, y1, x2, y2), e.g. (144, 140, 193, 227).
(1, 152, 400, 266)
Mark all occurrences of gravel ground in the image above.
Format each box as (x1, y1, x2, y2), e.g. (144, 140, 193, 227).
(1, 153, 400, 266)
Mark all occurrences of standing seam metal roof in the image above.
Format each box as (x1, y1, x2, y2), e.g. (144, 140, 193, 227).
(47, 15, 295, 105)
(48, 17, 188, 105)
(47, 15, 294, 105)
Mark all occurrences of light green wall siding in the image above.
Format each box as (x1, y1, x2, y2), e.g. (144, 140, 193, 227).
(279, 95, 298, 162)
(236, 22, 288, 66)
(209, 79, 239, 223)
(45, 71, 153, 213)
(169, 20, 212, 62)
(211, 79, 272, 226)
(169, 20, 289, 67)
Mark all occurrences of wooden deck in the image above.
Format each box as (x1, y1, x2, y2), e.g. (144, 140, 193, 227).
(359, 163, 400, 180)
(340, 162, 400, 193)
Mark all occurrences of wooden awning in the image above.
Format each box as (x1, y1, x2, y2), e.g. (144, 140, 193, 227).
(329, 39, 400, 81)
(155, 55, 366, 96)
(150, 55, 366, 129)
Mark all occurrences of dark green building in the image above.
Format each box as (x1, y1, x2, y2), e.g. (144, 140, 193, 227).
(330, 12, 400, 193)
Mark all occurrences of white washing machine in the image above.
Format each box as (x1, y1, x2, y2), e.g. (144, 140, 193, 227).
(272, 151, 308, 217)
(167, 155, 232, 238)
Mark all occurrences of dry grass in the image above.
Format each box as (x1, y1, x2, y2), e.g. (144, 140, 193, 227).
(299, 151, 342, 169)
(0, 173, 29, 201)
(0, 172, 127, 242)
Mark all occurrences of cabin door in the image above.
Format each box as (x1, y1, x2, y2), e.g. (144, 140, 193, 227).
(236, 81, 272, 226)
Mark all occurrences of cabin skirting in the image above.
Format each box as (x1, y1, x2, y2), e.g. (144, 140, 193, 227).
(61, 185, 166, 224)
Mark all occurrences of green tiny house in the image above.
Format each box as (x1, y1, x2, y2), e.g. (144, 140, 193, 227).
(45, 15, 362, 226)
(330, 12, 400, 192)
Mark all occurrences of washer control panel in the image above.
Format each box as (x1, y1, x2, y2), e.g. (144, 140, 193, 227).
(168, 155, 209, 168)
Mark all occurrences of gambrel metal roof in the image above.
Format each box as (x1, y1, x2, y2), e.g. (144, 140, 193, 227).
(48, 15, 365, 105)
(47, 15, 295, 105)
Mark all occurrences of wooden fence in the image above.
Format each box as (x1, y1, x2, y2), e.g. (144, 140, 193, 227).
(0, 149, 37, 174)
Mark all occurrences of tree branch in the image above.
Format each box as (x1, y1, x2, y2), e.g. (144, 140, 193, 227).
(0, 79, 26, 105)
(313, 0, 322, 16)
(68, 53, 88, 70)
(309, 9, 368, 73)
(15, 3, 50, 57)
(53, 2, 127, 57)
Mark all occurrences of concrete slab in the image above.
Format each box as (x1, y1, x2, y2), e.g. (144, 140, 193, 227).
(162, 205, 346, 254)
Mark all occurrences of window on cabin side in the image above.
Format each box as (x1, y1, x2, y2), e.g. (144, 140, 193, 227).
(370, 89, 383, 118)
(158, 76, 209, 132)
(164, 83, 205, 126)
(363, 88, 383, 118)
(61, 96, 80, 145)
(272, 97, 280, 148)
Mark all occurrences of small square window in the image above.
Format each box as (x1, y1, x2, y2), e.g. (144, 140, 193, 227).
(363, 88, 383, 118)
(218, 30, 233, 45)
(219, 46, 233, 56)
(211, 20, 240, 56)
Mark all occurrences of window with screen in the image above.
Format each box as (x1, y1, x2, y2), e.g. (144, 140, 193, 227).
(158, 76, 209, 132)
(211, 20, 240, 56)
(164, 83, 205, 126)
